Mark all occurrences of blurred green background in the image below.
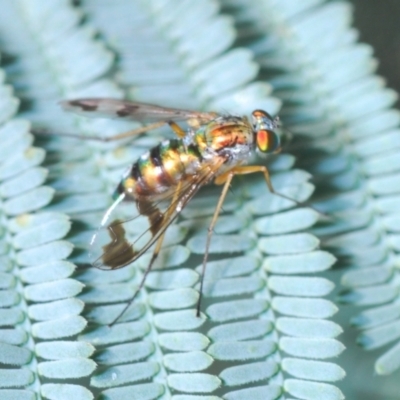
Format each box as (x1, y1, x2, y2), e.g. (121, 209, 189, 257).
(352, 0, 400, 97)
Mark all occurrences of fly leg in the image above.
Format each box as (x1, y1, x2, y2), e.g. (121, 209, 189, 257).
(196, 164, 316, 316)
(197, 166, 274, 317)
(168, 121, 186, 138)
(108, 231, 166, 327)
(215, 165, 312, 206)
(108, 181, 183, 326)
(196, 173, 236, 317)
(217, 165, 331, 219)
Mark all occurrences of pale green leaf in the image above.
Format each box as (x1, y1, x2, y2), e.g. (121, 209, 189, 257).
(277, 318, 343, 338)
(28, 298, 84, 321)
(38, 358, 97, 379)
(357, 321, 400, 350)
(254, 208, 319, 235)
(375, 341, 400, 376)
(272, 297, 338, 318)
(79, 321, 151, 346)
(0, 343, 32, 366)
(208, 340, 276, 361)
(91, 362, 160, 388)
(224, 385, 281, 400)
(0, 369, 34, 388)
(280, 338, 345, 359)
(149, 288, 199, 310)
(21, 261, 76, 285)
(208, 320, 273, 342)
(99, 383, 164, 400)
(207, 299, 268, 322)
(154, 310, 206, 331)
(282, 358, 346, 382)
(94, 341, 155, 366)
(35, 341, 95, 360)
(268, 277, 334, 297)
(0, 390, 36, 400)
(17, 241, 74, 266)
(258, 233, 319, 255)
(220, 361, 278, 386)
(168, 373, 221, 393)
(163, 351, 213, 372)
(187, 234, 255, 255)
(159, 332, 210, 352)
(41, 384, 94, 400)
(0, 329, 28, 346)
(12, 217, 71, 249)
(32, 316, 87, 340)
(24, 279, 84, 302)
(264, 251, 336, 274)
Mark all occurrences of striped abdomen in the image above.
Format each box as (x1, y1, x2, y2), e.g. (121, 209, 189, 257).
(115, 139, 203, 200)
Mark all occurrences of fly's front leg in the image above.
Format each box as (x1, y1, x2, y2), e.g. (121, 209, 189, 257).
(215, 165, 274, 191)
(217, 166, 330, 221)
(216, 165, 310, 207)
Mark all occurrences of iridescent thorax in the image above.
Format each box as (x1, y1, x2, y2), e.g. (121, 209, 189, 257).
(194, 116, 254, 155)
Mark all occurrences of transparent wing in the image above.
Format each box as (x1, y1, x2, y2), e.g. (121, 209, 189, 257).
(61, 98, 217, 123)
(89, 159, 224, 270)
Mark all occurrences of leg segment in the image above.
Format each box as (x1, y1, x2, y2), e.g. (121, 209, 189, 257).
(168, 121, 186, 138)
(215, 165, 306, 206)
(197, 164, 313, 316)
(215, 165, 274, 192)
(196, 173, 235, 317)
(108, 232, 166, 327)
(109, 181, 183, 326)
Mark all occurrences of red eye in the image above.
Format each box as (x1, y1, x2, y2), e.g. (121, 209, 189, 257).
(257, 130, 280, 153)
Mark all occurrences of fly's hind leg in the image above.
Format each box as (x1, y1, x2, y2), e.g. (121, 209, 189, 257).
(108, 232, 166, 327)
(109, 181, 183, 326)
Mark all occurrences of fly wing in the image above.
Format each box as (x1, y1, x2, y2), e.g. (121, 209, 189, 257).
(89, 159, 224, 270)
(61, 98, 217, 123)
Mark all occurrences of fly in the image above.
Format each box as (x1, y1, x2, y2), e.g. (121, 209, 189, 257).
(61, 98, 284, 326)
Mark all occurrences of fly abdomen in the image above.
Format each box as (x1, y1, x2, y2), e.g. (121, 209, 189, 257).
(115, 139, 203, 199)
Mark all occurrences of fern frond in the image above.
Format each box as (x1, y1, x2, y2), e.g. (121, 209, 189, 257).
(0, 6, 93, 399)
(0, 0, 346, 399)
(219, 0, 400, 384)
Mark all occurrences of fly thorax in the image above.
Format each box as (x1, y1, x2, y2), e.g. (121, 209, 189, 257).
(203, 118, 254, 162)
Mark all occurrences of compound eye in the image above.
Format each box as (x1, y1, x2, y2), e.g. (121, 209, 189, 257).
(257, 129, 280, 153)
(253, 110, 266, 118)
(252, 109, 274, 120)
